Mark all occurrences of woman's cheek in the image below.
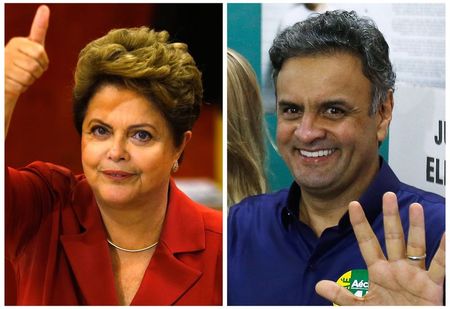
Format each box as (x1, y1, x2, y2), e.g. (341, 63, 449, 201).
(81, 140, 104, 170)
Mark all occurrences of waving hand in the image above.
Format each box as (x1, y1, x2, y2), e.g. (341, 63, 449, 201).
(316, 192, 445, 305)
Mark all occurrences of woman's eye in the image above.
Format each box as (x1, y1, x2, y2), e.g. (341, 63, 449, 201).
(91, 126, 110, 137)
(132, 130, 152, 143)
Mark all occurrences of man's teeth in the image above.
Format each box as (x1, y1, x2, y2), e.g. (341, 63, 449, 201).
(300, 149, 335, 158)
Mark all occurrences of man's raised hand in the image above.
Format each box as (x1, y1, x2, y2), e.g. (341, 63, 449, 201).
(315, 192, 445, 305)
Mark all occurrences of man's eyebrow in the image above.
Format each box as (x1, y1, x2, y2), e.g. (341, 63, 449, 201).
(320, 99, 352, 107)
(277, 100, 302, 107)
(277, 99, 355, 109)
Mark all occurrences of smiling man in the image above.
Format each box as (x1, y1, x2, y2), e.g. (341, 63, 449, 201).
(228, 10, 445, 305)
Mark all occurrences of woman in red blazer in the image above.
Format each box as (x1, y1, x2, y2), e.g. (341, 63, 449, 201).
(5, 5, 222, 305)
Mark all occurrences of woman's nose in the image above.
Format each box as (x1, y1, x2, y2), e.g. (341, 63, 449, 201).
(107, 136, 130, 162)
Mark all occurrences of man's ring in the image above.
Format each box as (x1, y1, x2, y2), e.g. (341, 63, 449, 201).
(406, 254, 426, 261)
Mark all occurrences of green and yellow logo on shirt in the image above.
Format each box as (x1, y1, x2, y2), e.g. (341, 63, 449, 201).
(334, 269, 369, 305)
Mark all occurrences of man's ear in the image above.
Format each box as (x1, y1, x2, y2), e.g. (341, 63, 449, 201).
(377, 90, 394, 142)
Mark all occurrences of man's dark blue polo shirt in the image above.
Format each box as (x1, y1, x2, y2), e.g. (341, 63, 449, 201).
(228, 159, 445, 305)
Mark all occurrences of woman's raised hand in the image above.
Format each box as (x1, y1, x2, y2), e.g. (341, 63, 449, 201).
(5, 5, 50, 134)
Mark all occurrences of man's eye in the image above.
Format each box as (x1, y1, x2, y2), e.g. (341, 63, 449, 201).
(279, 105, 302, 119)
(132, 130, 152, 143)
(283, 106, 299, 114)
(324, 107, 345, 117)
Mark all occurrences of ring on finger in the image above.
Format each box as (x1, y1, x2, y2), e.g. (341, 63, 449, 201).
(406, 254, 426, 261)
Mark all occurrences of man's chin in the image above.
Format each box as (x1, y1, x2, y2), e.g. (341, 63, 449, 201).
(295, 175, 338, 193)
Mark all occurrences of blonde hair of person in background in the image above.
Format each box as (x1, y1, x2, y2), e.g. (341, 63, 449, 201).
(227, 49, 268, 206)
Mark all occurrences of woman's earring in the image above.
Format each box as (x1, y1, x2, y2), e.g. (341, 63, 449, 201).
(172, 160, 179, 173)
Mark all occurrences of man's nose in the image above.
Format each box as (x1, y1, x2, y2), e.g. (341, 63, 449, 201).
(294, 113, 326, 144)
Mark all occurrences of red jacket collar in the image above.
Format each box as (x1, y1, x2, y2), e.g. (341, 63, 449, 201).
(60, 177, 206, 305)
(159, 178, 206, 254)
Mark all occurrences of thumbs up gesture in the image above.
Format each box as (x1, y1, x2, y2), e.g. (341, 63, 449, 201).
(28, 5, 50, 45)
(5, 5, 50, 133)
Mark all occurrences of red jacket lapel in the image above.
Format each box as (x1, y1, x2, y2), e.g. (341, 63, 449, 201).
(60, 233, 118, 305)
(60, 178, 118, 305)
(60, 178, 208, 305)
(131, 179, 206, 305)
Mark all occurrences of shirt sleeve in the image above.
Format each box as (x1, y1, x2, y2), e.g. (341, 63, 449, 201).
(6, 161, 75, 260)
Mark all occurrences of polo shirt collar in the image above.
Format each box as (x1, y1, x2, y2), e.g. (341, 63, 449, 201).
(281, 181, 301, 228)
(282, 157, 402, 229)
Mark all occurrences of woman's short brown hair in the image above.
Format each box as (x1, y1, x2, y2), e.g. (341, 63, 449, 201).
(73, 27, 203, 147)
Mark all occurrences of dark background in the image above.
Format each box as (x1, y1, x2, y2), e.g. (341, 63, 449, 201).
(5, 3, 222, 304)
